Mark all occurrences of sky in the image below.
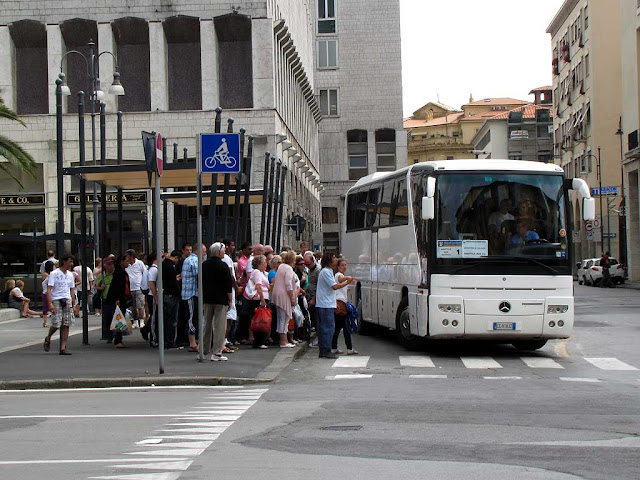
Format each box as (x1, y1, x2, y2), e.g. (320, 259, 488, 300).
(400, 0, 565, 117)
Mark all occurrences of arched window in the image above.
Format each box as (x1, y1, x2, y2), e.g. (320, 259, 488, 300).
(214, 14, 253, 109)
(112, 17, 150, 112)
(9, 20, 48, 114)
(163, 15, 202, 111)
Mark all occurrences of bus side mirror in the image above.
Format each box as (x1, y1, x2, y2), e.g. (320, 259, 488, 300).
(421, 196, 434, 220)
(583, 197, 595, 221)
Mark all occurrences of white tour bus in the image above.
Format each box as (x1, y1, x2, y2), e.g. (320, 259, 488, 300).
(342, 160, 595, 350)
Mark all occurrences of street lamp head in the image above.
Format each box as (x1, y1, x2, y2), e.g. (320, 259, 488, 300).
(58, 72, 71, 96)
(95, 88, 106, 101)
(109, 71, 125, 96)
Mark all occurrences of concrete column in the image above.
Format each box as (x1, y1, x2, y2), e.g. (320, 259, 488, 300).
(149, 21, 168, 111)
(47, 24, 63, 115)
(395, 128, 408, 169)
(252, 18, 274, 109)
(0, 27, 16, 111)
(97, 23, 117, 112)
(367, 129, 376, 175)
(200, 19, 219, 110)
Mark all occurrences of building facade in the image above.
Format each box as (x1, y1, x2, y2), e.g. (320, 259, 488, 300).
(405, 97, 529, 164)
(547, 0, 624, 263)
(619, 0, 639, 281)
(0, 0, 325, 281)
(312, 0, 406, 253)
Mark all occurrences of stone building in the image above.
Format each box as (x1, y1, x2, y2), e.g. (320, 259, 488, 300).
(313, 0, 406, 253)
(0, 0, 325, 278)
(547, 0, 623, 262)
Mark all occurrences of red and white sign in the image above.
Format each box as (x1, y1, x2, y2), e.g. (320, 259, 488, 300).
(156, 132, 163, 176)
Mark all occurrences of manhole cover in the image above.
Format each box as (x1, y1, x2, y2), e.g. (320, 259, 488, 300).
(320, 425, 363, 431)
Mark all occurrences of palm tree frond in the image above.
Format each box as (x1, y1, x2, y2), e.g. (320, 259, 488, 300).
(0, 135, 37, 178)
(0, 103, 25, 127)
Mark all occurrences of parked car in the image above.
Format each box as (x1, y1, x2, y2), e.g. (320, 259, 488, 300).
(585, 257, 625, 286)
(577, 258, 599, 285)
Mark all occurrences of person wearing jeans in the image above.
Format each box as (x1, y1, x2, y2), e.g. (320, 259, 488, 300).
(162, 250, 182, 349)
(314, 252, 354, 359)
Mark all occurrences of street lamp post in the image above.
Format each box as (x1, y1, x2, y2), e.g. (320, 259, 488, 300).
(58, 41, 125, 259)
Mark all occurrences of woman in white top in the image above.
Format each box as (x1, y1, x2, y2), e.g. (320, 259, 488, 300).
(244, 255, 270, 348)
(331, 259, 357, 355)
(9, 279, 42, 319)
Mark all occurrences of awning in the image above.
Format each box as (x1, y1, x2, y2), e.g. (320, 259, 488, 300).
(63, 162, 243, 189)
(162, 189, 265, 207)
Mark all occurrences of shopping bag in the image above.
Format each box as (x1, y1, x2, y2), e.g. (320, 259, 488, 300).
(250, 306, 272, 334)
(345, 301, 359, 334)
(293, 304, 304, 328)
(110, 305, 132, 335)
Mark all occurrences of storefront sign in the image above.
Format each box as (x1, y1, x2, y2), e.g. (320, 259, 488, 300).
(67, 191, 147, 205)
(0, 194, 45, 206)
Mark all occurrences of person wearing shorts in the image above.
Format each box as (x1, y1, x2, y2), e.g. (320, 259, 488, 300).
(125, 249, 146, 328)
(44, 253, 78, 355)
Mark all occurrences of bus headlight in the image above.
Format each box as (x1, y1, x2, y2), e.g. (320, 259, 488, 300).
(438, 304, 461, 313)
(451, 320, 459, 327)
(549, 321, 556, 327)
(558, 320, 565, 327)
(442, 319, 449, 326)
(547, 305, 568, 314)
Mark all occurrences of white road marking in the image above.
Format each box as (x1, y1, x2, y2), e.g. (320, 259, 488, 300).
(509, 436, 640, 448)
(483, 376, 523, 380)
(136, 439, 164, 445)
(126, 449, 206, 457)
(0, 385, 245, 394)
(167, 422, 235, 427)
(399, 356, 435, 368)
(460, 357, 502, 369)
(190, 405, 252, 409)
(331, 356, 370, 368)
(584, 357, 638, 371)
(0, 458, 184, 465)
(141, 441, 213, 449)
(198, 401, 257, 406)
(0, 414, 192, 419)
(156, 434, 219, 441)
(560, 377, 602, 383)
(520, 357, 564, 369)
(157, 428, 230, 434)
(409, 374, 447, 379)
(179, 414, 240, 420)
(182, 409, 246, 414)
(325, 374, 373, 380)
(90, 473, 182, 480)
(111, 460, 193, 471)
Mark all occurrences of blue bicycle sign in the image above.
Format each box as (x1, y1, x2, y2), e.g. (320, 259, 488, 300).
(198, 133, 241, 174)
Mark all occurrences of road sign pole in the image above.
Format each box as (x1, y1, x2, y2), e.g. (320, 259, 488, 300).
(155, 168, 165, 374)
(196, 134, 204, 363)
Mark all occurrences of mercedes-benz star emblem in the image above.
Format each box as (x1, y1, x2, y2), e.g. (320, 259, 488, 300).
(499, 301, 511, 313)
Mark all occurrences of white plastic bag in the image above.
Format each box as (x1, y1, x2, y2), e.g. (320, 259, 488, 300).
(110, 305, 132, 335)
(293, 304, 304, 328)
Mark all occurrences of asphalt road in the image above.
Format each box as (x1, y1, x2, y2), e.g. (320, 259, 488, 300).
(1, 284, 638, 480)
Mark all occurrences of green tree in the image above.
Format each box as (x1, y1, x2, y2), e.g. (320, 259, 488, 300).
(0, 97, 37, 187)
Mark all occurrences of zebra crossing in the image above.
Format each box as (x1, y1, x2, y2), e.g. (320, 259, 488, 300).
(324, 354, 640, 382)
(89, 386, 268, 480)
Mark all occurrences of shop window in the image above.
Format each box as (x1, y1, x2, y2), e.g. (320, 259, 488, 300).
(215, 14, 253, 109)
(9, 20, 48, 115)
(348, 129, 368, 180)
(164, 16, 202, 111)
(112, 17, 151, 112)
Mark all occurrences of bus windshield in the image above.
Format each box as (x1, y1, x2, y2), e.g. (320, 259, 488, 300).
(434, 173, 568, 264)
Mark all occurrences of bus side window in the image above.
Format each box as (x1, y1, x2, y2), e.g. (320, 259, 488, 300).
(366, 187, 380, 228)
(378, 181, 393, 227)
(391, 178, 409, 225)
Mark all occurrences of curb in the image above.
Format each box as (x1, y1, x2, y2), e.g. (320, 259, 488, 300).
(0, 339, 312, 391)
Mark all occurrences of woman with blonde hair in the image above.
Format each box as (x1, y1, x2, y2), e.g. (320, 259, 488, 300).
(9, 280, 42, 318)
(271, 250, 298, 348)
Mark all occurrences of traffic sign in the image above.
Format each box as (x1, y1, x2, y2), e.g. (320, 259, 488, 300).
(156, 132, 163, 176)
(198, 133, 241, 174)
(585, 221, 592, 232)
(591, 186, 619, 196)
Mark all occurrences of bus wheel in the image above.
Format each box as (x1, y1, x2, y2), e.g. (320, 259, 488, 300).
(512, 340, 548, 351)
(395, 297, 421, 350)
(356, 297, 372, 336)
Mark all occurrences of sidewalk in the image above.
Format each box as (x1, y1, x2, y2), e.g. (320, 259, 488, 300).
(619, 280, 640, 290)
(0, 312, 307, 389)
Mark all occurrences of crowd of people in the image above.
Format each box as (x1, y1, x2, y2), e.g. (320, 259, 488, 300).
(14, 241, 358, 359)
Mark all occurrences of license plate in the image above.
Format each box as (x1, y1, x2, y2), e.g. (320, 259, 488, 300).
(493, 322, 516, 331)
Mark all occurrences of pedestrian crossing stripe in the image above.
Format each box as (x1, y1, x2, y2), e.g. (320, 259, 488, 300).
(584, 358, 638, 371)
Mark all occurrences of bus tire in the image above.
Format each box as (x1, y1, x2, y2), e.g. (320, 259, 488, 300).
(356, 297, 373, 336)
(395, 297, 421, 350)
(512, 339, 547, 351)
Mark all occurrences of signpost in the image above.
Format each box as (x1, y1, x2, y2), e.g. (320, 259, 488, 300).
(591, 186, 619, 196)
(196, 133, 241, 362)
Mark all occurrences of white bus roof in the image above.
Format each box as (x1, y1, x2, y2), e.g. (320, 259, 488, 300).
(351, 159, 563, 190)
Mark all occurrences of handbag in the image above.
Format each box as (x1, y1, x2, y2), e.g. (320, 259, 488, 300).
(335, 299, 348, 316)
(288, 316, 295, 331)
(243, 276, 260, 301)
(110, 305, 132, 335)
(250, 306, 272, 333)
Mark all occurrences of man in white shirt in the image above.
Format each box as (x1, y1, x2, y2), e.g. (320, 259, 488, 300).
(145, 252, 159, 347)
(44, 253, 78, 355)
(40, 249, 57, 274)
(221, 238, 238, 347)
(73, 264, 94, 307)
(125, 249, 146, 328)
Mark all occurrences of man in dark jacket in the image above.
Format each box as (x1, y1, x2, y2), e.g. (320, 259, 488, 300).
(104, 255, 131, 348)
(163, 250, 182, 349)
(202, 242, 233, 361)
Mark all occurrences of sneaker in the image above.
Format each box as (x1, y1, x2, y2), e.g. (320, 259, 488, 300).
(259, 344, 268, 349)
(287, 343, 298, 348)
(210, 354, 228, 361)
(347, 349, 359, 355)
(331, 349, 344, 354)
(279, 344, 295, 348)
(309, 342, 318, 348)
